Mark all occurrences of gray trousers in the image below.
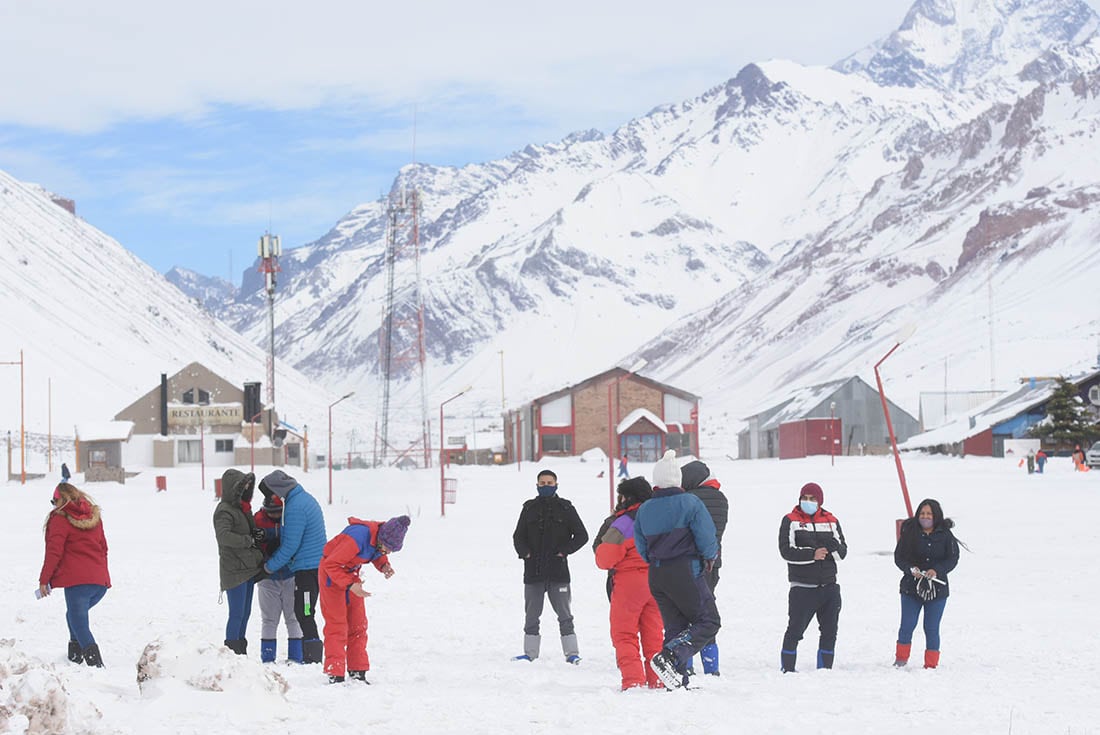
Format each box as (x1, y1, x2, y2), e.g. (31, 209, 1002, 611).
(522, 581, 579, 658)
(258, 577, 303, 640)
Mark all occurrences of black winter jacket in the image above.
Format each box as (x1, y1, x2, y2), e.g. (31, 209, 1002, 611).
(513, 494, 589, 583)
(894, 522, 959, 599)
(684, 475, 728, 568)
(778, 506, 847, 586)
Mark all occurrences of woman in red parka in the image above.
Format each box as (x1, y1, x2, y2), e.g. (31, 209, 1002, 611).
(595, 477, 664, 690)
(38, 483, 111, 667)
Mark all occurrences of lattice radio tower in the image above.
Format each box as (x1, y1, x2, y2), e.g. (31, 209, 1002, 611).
(375, 188, 431, 468)
(258, 233, 281, 438)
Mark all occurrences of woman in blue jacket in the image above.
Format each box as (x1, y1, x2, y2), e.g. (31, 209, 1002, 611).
(893, 498, 961, 669)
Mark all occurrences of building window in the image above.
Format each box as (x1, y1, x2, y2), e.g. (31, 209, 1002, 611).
(215, 439, 234, 453)
(89, 449, 108, 467)
(182, 389, 195, 404)
(623, 433, 660, 462)
(541, 433, 572, 454)
(198, 389, 210, 405)
(182, 388, 211, 405)
(178, 440, 202, 463)
(667, 432, 693, 456)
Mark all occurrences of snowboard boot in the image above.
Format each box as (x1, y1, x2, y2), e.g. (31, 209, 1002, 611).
(260, 639, 277, 663)
(287, 638, 304, 664)
(817, 649, 834, 669)
(302, 638, 323, 664)
(649, 650, 684, 690)
(347, 670, 371, 683)
(82, 643, 103, 668)
(780, 649, 797, 673)
(224, 639, 247, 656)
(67, 640, 83, 664)
(894, 642, 911, 667)
(701, 642, 720, 676)
(327, 675, 345, 684)
(924, 650, 940, 669)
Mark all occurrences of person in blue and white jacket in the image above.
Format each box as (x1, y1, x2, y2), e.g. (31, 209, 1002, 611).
(634, 450, 719, 689)
(259, 470, 327, 665)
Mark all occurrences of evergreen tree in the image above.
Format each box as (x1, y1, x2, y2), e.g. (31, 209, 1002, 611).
(1030, 377, 1098, 445)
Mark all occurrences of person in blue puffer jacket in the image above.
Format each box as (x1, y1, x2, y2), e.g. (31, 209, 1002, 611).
(259, 470, 327, 664)
(634, 450, 719, 689)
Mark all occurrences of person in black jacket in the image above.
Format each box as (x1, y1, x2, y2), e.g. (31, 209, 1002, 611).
(681, 460, 728, 676)
(512, 469, 589, 663)
(778, 482, 847, 673)
(893, 498, 960, 670)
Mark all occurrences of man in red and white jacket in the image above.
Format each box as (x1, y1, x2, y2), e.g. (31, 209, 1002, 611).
(778, 482, 847, 673)
(318, 515, 410, 683)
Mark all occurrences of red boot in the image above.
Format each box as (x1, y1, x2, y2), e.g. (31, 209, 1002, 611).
(894, 643, 911, 667)
(924, 650, 940, 669)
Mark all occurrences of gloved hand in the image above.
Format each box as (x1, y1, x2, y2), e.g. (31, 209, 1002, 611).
(251, 528, 266, 543)
(916, 575, 937, 601)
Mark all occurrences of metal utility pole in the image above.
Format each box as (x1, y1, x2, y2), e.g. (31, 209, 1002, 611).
(258, 233, 281, 438)
(376, 187, 430, 468)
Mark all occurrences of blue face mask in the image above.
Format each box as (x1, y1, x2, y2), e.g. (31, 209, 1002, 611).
(919, 517, 934, 529)
(800, 500, 819, 515)
(537, 485, 557, 497)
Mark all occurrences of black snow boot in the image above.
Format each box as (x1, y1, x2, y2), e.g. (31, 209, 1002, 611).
(224, 639, 248, 655)
(67, 640, 83, 664)
(302, 638, 323, 664)
(347, 670, 370, 684)
(82, 644, 104, 668)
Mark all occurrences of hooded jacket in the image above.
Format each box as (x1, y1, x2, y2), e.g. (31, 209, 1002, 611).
(634, 488, 718, 577)
(320, 518, 391, 589)
(39, 496, 111, 589)
(681, 461, 729, 569)
(594, 503, 648, 575)
(213, 469, 264, 591)
(894, 520, 959, 599)
(261, 471, 327, 574)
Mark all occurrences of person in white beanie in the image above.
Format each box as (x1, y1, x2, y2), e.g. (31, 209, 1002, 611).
(633, 450, 719, 689)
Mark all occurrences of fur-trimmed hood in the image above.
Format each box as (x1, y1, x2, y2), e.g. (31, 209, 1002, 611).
(53, 498, 102, 530)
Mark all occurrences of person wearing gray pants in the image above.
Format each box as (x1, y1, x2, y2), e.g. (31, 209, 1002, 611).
(254, 494, 304, 663)
(512, 469, 589, 663)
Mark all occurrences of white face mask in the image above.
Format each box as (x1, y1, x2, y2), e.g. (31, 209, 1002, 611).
(800, 500, 819, 515)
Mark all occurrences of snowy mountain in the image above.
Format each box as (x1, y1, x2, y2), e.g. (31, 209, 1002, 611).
(0, 169, 344, 449)
(165, 266, 235, 314)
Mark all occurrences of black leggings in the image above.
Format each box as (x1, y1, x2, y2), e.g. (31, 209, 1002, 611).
(293, 569, 320, 640)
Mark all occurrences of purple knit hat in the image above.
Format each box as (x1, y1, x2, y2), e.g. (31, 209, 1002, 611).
(377, 515, 411, 552)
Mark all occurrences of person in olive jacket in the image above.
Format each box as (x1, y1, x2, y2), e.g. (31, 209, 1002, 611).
(213, 468, 265, 655)
(893, 498, 961, 670)
(512, 469, 589, 663)
(778, 482, 847, 673)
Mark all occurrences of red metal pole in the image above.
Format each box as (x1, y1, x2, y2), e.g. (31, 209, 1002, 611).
(328, 404, 333, 506)
(875, 343, 913, 518)
(440, 402, 445, 517)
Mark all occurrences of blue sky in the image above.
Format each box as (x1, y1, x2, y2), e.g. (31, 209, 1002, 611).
(3, 0, 1094, 281)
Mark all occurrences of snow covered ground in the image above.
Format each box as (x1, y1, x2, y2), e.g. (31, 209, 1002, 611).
(3, 452, 1097, 735)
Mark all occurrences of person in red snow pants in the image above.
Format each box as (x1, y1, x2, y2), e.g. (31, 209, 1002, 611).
(318, 515, 410, 683)
(594, 478, 664, 690)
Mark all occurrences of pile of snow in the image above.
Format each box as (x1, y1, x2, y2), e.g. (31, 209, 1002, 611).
(136, 637, 287, 699)
(0, 639, 102, 735)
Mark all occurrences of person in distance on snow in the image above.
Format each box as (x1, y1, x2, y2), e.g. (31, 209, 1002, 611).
(213, 469, 265, 656)
(634, 450, 720, 690)
(253, 492, 304, 663)
(318, 515, 410, 683)
(260, 470, 328, 665)
(892, 498, 961, 670)
(778, 482, 847, 673)
(38, 483, 111, 668)
(61, 462, 71, 483)
(594, 477, 664, 690)
(512, 469, 589, 664)
(681, 459, 728, 676)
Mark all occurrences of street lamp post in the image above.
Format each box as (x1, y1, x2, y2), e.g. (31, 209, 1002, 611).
(440, 387, 471, 517)
(328, 392, 355, 506)
(606, 359, 647, 512)
(874, 324, 917, 531)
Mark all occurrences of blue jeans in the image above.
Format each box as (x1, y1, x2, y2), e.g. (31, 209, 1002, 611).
(898, 593, 947, 650)
(65, 584, 107, 648)
(225, 580, 255, 641)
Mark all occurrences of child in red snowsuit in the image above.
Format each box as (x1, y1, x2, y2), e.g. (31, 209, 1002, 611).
(595, 478, 664, 690)
(318, 515, 410, 683)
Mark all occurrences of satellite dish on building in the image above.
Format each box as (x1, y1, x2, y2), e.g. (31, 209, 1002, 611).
(1089, 385, 1100, 407)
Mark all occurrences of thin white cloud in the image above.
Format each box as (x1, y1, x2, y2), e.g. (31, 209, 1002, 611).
(0, 0, 919, 134)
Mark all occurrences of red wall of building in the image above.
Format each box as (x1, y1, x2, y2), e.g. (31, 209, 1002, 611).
(963, 429, 993, 456)
(779, 419, 842, 460)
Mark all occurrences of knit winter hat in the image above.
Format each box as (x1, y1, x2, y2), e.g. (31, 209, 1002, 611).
(263, 494, 283, 514)
(377, 515, 411, 552)
(652, 450, 682, 489)
(680, 460, 710, 491)
(617, 477, 653, 505)
(800, 482, 824, 505)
